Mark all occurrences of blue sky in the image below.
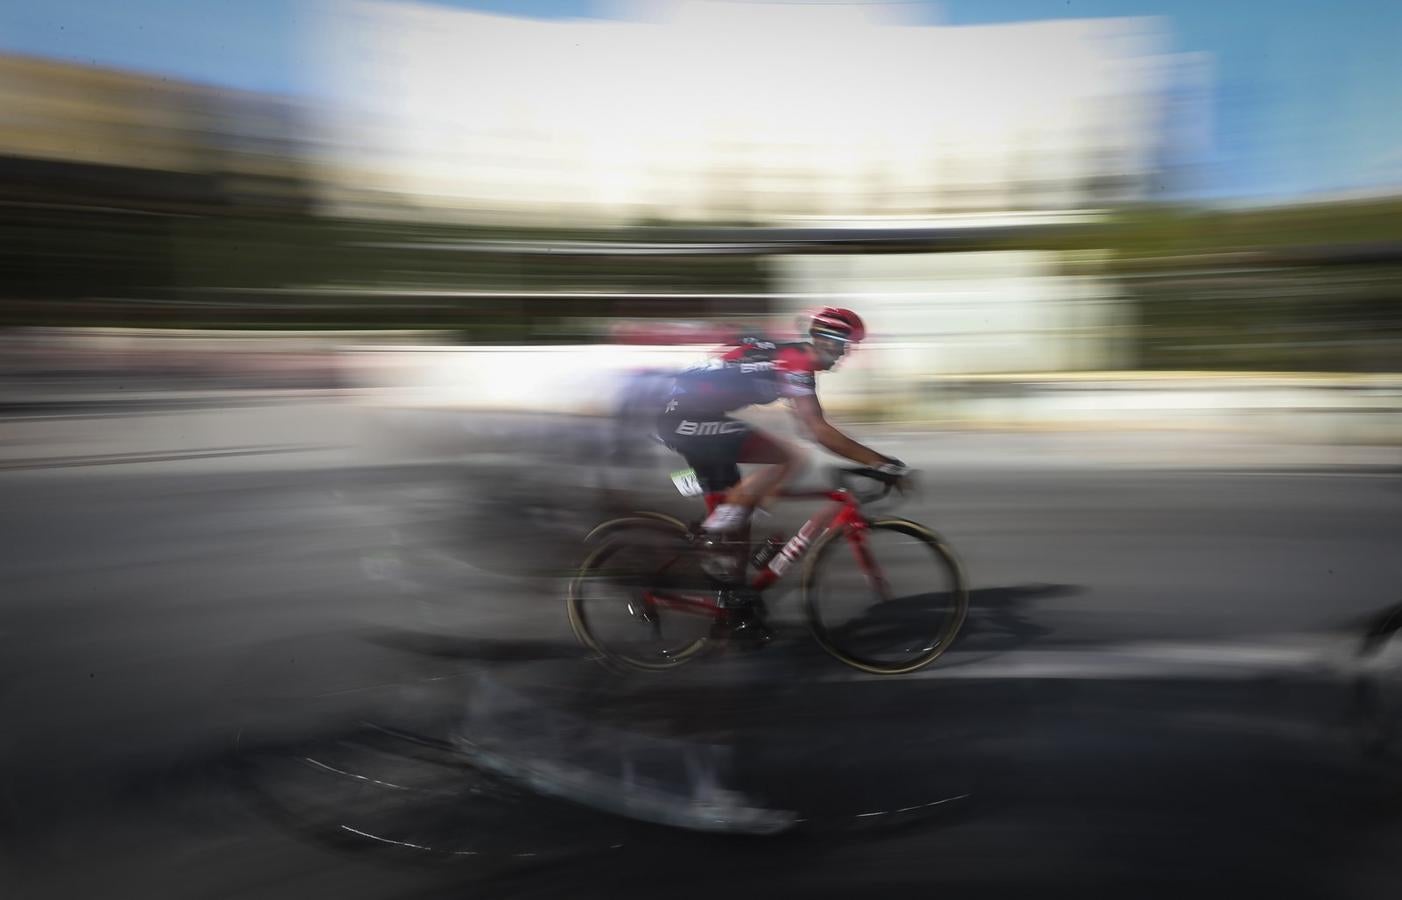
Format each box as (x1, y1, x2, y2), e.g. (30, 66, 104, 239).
(1, 0, 1399, 200)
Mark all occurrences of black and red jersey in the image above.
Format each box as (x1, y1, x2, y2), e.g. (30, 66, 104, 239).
(665, 337, 818, 415)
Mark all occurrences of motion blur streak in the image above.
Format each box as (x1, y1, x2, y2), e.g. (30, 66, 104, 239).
(313, 0, 1179, 223)
(1, 1, 1400, 898)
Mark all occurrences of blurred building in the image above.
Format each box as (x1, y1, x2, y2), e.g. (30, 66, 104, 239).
(0, 53, 312, 213)
(0, 53, 320, 321)
(304, 0, 1216, 375)
(314, 0, 1202, 226)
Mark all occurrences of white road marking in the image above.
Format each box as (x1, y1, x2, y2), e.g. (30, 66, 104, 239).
(832, 637, 1352, 683)
(304, 757, 413, 791)
(338, 825, 433, 851)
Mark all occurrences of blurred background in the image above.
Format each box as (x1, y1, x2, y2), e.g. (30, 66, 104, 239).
(2, 2, 1401, 898)
(1, 0, 1399, 430)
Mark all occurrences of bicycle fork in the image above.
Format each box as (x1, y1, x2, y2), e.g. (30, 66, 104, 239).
(846, 523, 895, 603)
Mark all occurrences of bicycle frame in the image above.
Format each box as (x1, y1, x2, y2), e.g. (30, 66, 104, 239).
(639, 486, 879, 621)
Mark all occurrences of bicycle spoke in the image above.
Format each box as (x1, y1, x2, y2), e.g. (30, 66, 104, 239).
(568, 522, 714, 670)
(805, 520, 968, 674)
(852, 536, 895, 604)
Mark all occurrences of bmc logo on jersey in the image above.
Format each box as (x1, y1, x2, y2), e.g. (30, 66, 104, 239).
(736, 362, 776, 373)
(675, 420, 746, 436)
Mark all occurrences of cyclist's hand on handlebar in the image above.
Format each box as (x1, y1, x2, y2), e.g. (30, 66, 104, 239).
(874, 457, 909, 478)
(874, 457, 917, 495)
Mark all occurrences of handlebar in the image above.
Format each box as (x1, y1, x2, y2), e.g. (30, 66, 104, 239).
(832, 466, 913, 505)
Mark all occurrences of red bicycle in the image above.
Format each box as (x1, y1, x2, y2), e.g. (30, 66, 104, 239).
(568, 468, 969, 675)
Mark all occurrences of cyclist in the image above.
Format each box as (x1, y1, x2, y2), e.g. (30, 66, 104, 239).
(657, 307, 910, 579)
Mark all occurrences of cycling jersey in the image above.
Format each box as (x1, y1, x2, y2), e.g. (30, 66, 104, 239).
(654, 338, 818, 493)
(664, 338, 818, 416)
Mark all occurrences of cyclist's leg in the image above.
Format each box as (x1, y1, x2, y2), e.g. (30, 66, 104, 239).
(658, 412, 763, 532)
(658, 418, 777, 622)
(699, 426, 803, 542)
(705, 429, 787, 627)
(723, 428, 802, 512)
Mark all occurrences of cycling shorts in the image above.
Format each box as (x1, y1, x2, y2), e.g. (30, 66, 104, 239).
(656, 413, 755, 492)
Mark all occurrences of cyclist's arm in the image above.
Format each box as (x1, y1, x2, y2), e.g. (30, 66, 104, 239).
(790, 394, 891, 468)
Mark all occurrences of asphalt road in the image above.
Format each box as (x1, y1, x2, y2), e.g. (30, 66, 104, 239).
(2, 400, 1401, 899)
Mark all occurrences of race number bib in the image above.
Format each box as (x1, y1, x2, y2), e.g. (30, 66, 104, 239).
(670, 468, 703, 497)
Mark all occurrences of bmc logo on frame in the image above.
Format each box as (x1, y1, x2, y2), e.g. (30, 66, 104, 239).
(674, 420, 746, 436)
(768, 519, 820, 576)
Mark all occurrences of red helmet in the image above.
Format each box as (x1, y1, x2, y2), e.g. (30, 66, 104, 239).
(809, 307, 866, 343)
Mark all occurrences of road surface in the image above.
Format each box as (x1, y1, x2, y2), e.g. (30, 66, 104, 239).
(2, 398, 1400, 898)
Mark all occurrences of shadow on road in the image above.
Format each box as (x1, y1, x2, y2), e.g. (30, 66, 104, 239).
(361, 629, 586, 663)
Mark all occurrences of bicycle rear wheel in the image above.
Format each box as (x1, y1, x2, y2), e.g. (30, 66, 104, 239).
(568, 518, 712, 671)
(804, 518, 968, 675)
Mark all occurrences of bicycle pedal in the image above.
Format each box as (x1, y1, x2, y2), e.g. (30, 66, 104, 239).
(714, 587, 758, 608)
(728, 628, 775, 650)
(713, 610, 774, 646)
(699, 556, 741, 581)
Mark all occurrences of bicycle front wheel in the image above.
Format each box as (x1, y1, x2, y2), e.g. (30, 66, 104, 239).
(804, 518, 968, 675)
(568, 518, 712, 671)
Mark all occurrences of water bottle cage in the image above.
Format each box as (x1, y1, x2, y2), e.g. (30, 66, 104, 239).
(750, 537, 784, 570)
